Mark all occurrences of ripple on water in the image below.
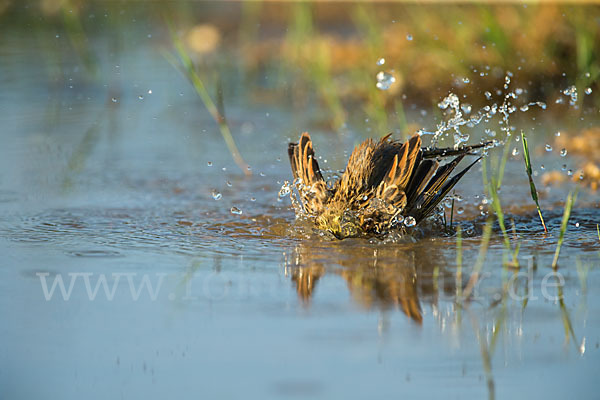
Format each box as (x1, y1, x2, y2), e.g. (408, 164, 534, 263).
(0, 207, 295, 259)
(65, 249, 123, 258)
(0, 205, 598, 262)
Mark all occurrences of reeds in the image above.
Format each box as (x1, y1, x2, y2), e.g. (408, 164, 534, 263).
(488, 179, 520, 267)
(521, 131, 547, 233)
(462, 217, 493, 300)
(166, 23, 251, 176)
(545, 190, 582, 352)
(551, 190, 578, 270)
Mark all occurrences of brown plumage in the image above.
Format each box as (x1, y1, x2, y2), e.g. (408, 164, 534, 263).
(288, 132, 485, 239)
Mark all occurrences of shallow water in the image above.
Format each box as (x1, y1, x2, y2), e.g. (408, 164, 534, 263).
(1, 3, 600, 399)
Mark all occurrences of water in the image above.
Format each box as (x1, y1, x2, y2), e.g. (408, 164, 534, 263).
(1, 4, 600, 400)
(376, 71, 396, 91)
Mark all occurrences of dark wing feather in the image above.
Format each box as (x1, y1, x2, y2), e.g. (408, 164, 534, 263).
(403, 154, 465, 217)
(404, 158, 439, 207)
(411, 157, 481, 223)
(421, 141, 490, 158)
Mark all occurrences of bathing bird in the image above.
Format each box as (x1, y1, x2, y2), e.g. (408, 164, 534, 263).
(288, 132, 486, 239)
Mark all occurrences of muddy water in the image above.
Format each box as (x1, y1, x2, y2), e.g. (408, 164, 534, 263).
(1, 6, 600, 400)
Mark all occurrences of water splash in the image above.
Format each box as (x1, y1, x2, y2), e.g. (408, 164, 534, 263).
(422, 72, 547, 150)
(404, 216, 416, 227)
(376, 71, 396, 90)
(563, 85, 578, 106)
(279, 180, 303, 216)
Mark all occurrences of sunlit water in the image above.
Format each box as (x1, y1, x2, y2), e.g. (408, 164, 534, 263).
(1, 5, 600, 400)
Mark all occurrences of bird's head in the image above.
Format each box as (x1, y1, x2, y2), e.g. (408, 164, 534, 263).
(316, 208, 362, 239)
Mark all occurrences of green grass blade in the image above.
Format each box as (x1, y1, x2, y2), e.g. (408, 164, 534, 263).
(462, 217, 493, 300)
(488, 179, 518, 267)
(456, 226, 463, 299)
(166, 22, 251, 176)
(551, 190, 578, 270)
(496, 132, 512, 190)
(455, 226, 463, 322)
(521, 131, 547, 232)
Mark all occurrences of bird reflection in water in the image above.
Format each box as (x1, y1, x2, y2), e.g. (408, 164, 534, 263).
(284, 241, 453, 324)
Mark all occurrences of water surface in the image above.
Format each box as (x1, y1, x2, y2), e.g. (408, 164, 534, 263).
(1, 4, 600, 399)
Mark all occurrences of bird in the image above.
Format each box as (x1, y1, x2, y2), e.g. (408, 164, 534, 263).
(287, 132, 486, 239)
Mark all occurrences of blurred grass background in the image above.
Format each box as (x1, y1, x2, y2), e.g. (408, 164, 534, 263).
(2, 0, 599, 134)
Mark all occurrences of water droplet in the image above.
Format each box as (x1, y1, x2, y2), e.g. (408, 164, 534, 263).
(111, 97, 118, 103)
(562, 164, 567, 171)
(555, 131, 561, 137)
(520, 105, 529, 112)
(540, 164, 545, 170)
(207, 161, 213, 167)
(211, 190, 222, 200)
(512, 148, 519, 156)
(484, 91, 492, 100)
(567, 169, 573, 176)
(278, 183, 291, 199)
(250, 197, 256, 202)
(585, 87, 592, 95)
(138, 95, 144, 100)
(563, 85, 578, 105)
(560, 148, 567, 157)
(404, 216, 416, 227)
(462, 77, 470, 84)
(545, 144, 552, 152)
(461, 103, 472, 114)
(148, 89, 152, 94)
(575, 222, 580, 228)
(226, 181, 232, 187)
(376, 71, 396, 90)
(457, 207, 464, 214)
(230, 207, 242, 215)
(406, 34, 413, 41)
(376, 57, 385, 66)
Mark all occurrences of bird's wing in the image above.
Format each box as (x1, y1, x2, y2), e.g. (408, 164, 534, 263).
(421, 141, 490, 158)
(375, 134, 421, 208)
(406, 156, 481, 223)
(288, 132, 331, 215)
